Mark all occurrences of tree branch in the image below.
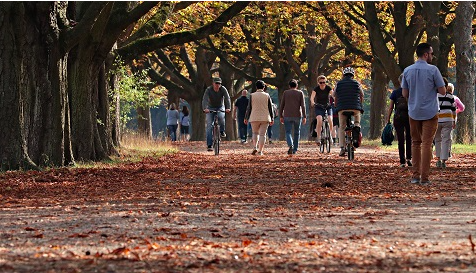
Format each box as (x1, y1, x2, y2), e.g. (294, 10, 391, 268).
(117, 1, 250, 61)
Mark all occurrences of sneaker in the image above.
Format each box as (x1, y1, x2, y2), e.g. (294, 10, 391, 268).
(420, 180, 431, 185)
(400, 164, 406, 168)
(288, 147, 294, 155)
(258, 151, 263, 156)
(441, 161, 446, 168)
(252, 149, 258, 155)
(407, 160, 412, 167)
(410, 178, 420, 184)
(269, 140, 273, 144)
(436, 160, 442, 168)
(339, 148, 345, 156)
(207, 146, 213, 151)
(220, 131, 226, 138)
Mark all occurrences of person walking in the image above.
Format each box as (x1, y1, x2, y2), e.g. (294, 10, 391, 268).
(310, 75, 334, 147)
(402, 43, 446, 184)
(279, 79, 307, 155)
(386, 73, 412, 167)
(434, 82, 456, 168)
(267, 102, 278, 144)
(202, 77, 231, 151)
(333, 67, 364, 157)
(180, 105, 190, 142)
(166, 103, 180, 142)
(244, 80, 275, 155)
(233, 89, 249, 144)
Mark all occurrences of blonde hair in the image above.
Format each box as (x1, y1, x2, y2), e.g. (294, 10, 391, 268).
(169, 103, 176, 110)
(447, 83, 454, 94)
(317, 75, 327, 82)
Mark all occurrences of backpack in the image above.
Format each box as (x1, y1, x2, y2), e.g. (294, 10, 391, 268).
(394, 96, 408, 121)
(271, 103, 278, 118)
(381, 122, 394, 146)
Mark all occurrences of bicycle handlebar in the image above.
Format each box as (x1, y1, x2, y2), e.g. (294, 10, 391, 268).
(315, 103, 331, 110)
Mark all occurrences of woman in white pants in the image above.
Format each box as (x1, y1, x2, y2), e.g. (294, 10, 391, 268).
(244, 80, 275, 155)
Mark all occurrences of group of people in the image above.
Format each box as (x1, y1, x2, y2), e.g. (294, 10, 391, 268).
(388, 42, 465, 185)
(202, 68, 365, 157)
(198, 42, 463, 185)
(166, 103, 190, 142)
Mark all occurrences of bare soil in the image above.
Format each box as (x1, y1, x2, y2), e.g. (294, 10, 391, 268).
(0, 140, 475, 272)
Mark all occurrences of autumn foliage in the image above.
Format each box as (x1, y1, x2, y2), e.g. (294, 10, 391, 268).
(0, 141, 475, 272)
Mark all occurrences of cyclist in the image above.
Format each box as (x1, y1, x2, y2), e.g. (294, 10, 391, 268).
(310, 75, 334, 146)
(333, 67, 364, 157)
(202, 77, 231, 151)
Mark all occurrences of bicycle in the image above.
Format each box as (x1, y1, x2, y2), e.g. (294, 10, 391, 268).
(209, 110, 225, 155)
(343, 111, 356, 160)
(316, 103, 331, 153)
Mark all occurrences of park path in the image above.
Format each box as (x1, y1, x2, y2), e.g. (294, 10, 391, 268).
(0, 141, 475, 272)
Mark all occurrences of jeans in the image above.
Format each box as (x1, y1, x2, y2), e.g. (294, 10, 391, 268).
(167, 124, 178, 141)
(237, 117, 248, 141)
(394, 117, 412, 164)
(409, 115, 438, 181)
(206, 108, 225, 147)
(434, 121, 453, 161)
(284, 117, 302, 152)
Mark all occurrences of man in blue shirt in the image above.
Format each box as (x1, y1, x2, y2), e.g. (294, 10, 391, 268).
(202, 77, 231, 151)
(402, 43, 446, 185)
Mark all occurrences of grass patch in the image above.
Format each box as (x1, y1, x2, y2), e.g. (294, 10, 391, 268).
(362, 138, 476, 154)
(74, 135, 177, 168)
(450, 143, 476, 154)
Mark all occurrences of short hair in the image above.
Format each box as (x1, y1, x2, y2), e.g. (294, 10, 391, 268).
(447, 83, 454, 94)
(256, 80, 266, 90)
(317, 75, 327, 82)
(416, 43, 432, 57)
(169, 103, 176, 110)
(289, 79, 298, 88)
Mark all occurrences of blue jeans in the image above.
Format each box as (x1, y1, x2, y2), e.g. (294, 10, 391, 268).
(284, 117, 302, 152)
(167, 124, 178, 141)
(206, 108, 225, 147)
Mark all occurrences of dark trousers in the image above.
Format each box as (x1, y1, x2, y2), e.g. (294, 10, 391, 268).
(267, 124, 273, 139)
(394, 117, 411, 164)
(237, 118, 248, 141)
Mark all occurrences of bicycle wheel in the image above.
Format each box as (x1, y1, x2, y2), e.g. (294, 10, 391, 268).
(324, 122, 331, 153)
(347, 134, 354, 160)
(214, 124, 220, 155)
(319, 126, 324, 153)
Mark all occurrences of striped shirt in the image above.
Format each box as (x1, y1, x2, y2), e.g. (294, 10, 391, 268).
(437, 93, 456, 123)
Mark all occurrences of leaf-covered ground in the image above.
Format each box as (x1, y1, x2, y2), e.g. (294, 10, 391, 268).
(0, 141, 475, 272)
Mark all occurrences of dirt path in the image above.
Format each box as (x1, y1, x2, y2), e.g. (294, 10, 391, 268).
(0, 141, 475, 272)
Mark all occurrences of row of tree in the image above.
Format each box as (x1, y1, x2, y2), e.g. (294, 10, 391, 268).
(143, 2, 475, 144)
(0, 2, 474, 171)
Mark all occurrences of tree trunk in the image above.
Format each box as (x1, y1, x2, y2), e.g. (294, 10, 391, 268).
(454, 2, 475, 144)
(0, 2, 72, 170)
(137, 106, 152, 139)
(189, 100, 205, 141)
(368, 61, 388, 139)
(0, 3, 36, 170)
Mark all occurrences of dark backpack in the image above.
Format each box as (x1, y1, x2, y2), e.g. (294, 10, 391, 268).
(381, 123, 394, 146)
(394, 96, 408, 121)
